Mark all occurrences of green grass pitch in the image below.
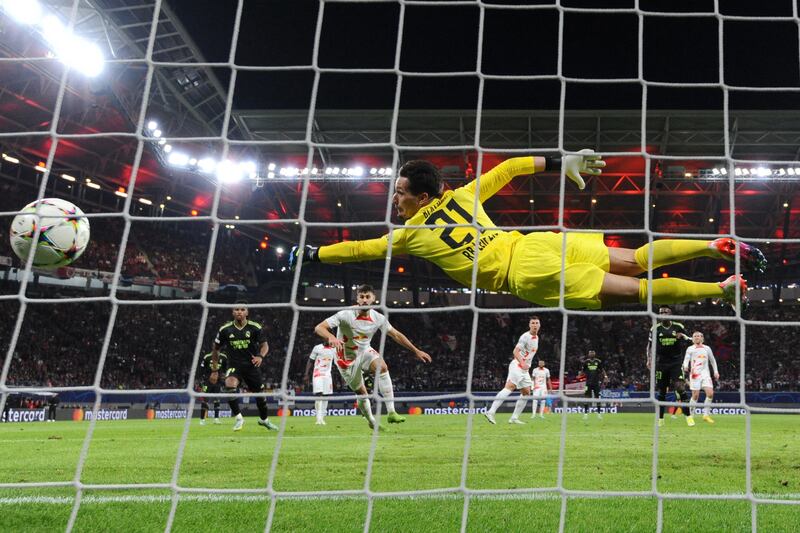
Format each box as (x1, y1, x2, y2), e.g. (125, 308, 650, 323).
(0, 412, 797, 532)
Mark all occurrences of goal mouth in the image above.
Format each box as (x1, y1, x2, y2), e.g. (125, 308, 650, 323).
(0, 1, 797, 532)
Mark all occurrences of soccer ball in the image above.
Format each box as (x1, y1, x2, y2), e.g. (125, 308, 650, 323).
(9, 198, 91, 268)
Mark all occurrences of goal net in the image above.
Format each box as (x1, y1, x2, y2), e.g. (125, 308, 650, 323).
(0, 0, 798, 531)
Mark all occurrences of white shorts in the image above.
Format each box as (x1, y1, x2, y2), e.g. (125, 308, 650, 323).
(506, 361, 533, 390)
(335, 348, 380, 391)
(689, 375, 713, 391)
(532, 387, 547, 398)
(313, 376, 333, 395)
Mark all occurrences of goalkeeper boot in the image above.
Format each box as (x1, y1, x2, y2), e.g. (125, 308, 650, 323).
(199, 419, 206, 426)
(232, 415, 244, 432)
(387, 412, 406, 424)
(719, 275, 748, 310)
(709, 238, 767, 273)
(703, 415, 715, 424)
(213, 418, 221, 425)
(658, 418, 664, 427)
(686, 416, 696, 427)
(258, 418, 279, 431)
(484, 413, 496, 425)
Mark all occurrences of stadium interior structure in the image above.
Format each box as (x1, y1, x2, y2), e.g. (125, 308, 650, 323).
(0, 2, 799, 532)
(1, 0, 800, 394)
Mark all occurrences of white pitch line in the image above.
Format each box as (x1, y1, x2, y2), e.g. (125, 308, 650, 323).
(0, 492, 797, 506)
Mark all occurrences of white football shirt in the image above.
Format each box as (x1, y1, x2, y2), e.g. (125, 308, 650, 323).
(309, 343, 337, 379)
(326, 308, 392, 361)
(514, 331, 539, 368)
(682, 344, 718, 379)
(531, 367, 550, 390)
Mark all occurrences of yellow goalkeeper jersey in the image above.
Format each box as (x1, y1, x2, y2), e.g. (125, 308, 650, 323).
(318, 157, 537, 292)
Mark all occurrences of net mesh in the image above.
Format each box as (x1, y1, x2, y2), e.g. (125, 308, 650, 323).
(0, 1, 798, 532)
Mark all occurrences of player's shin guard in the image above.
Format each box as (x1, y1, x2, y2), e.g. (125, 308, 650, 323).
(320, 400, 328, 419)
(634, 240, 714, 271)
(357, 397, 376, 424)
(656, 387, 667, 419)
(488, 388, 512, 415)
(314, 400, 325, 421)
(531, 399, 539, 416)
(638, 278, 724, 305)
(227, 397, 241, 417)
(200, 401, 209, 420)
(689, 398, 697, 417)
(512, 396, 528, 419)
(680, 390, 691, 416)
(377, 372, 396, 414)
(704, 397, 713, 417)
(255, 397, 269, 420)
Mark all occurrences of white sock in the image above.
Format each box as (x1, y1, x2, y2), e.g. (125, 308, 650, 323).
(531, 400, 539, 416)
(512, 396, 528, 419)
(689, 398, 697, 416)
(235, 413, 243, 420)
(488, 388, 513, 415)
(315, 400, 323, 421)
(357, 397, 375, 423)
(378, 372, 396, 414)
(704, 397, 712, 416)
(320, 399, 328, 419)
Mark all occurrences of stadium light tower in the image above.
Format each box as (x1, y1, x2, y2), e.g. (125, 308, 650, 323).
(2, 0, 43, 25)
(2, 1, 105, 77)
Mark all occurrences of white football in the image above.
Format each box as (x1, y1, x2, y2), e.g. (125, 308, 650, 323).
(9, 198, 91, 268)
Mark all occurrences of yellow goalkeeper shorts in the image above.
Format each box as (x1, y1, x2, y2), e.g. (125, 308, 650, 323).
(507, 231, 609, 310)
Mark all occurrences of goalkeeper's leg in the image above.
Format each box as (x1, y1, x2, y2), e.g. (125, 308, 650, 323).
(598, 273, 745, 307)
(608, 239, 766, 275)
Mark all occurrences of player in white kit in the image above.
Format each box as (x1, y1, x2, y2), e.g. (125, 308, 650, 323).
(304, 342, 337, 425)
(530, 360, 552, 419)
(314, 284, 432, 430)
(682, 331, 719, 426)
(485, 316, 540, 425)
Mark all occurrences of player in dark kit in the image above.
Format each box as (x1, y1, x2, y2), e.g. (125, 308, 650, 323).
(197, 351, 228, 426)
(582, 351, 607, 419)
(646, 305, 691, 426)
(210, 302, 278, 432)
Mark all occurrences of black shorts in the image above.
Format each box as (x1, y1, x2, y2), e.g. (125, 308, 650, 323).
(656, 365, 685, 390)
(585, 382, 601, 397)
(225, 364, 266, 392)
(198, 381, 222, 402)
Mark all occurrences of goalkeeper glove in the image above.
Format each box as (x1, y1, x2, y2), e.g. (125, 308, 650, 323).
(546, 149, 606, 190)
(288, 245, 319, 270)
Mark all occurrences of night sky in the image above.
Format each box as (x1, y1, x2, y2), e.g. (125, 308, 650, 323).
(168, 0, 800, 111)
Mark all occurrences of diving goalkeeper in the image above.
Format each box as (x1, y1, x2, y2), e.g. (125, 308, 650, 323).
(290, 152, 765, 310)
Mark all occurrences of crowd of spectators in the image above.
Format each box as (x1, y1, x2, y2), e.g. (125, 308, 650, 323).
(1, 281, 798, 396)
(130, 222, 251, 284)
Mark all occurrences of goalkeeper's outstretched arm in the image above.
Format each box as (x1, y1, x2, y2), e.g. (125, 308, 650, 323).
(288, 151, 604, 268)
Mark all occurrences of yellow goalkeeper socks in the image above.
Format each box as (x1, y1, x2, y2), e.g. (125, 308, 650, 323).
(638, 278, 723, 304)
(634, 240, 712, 271)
